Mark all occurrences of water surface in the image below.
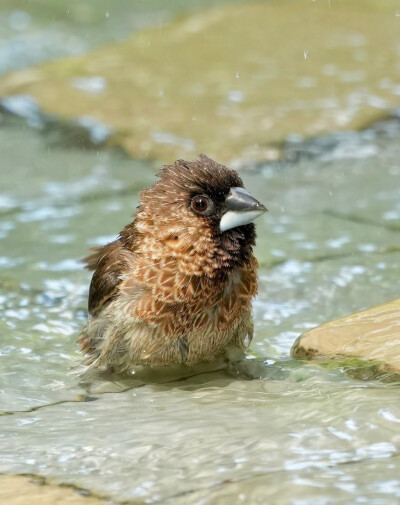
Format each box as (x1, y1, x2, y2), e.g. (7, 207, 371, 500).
(1, 120, 400, 503)
(1, 0, 400, 502)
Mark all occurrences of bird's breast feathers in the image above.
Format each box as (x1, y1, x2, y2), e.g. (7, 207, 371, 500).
(79, 155, 265, 370)
(81, 260, 257, 369)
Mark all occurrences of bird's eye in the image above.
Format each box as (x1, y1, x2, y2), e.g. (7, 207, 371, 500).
(191, 195, 210, 214)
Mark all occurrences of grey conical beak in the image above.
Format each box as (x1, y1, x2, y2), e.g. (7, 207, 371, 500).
(219, 187, 267, 233)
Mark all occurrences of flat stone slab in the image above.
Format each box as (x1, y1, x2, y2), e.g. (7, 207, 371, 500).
(0, 475, 105, 505)
(1, 0, 400, 162)
(292, 298, 400, 373)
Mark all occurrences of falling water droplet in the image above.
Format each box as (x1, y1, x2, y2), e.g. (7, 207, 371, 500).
(235, 72, 240, 79)
(304, 50, 309, 59)
(105, 11, 110, 18)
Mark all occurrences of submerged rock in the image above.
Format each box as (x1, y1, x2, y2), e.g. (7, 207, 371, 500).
(291, 298, 400, 374)
(1, 0, 400, 162)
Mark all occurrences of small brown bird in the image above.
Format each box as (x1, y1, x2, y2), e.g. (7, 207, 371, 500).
(79, 154, 266, 371)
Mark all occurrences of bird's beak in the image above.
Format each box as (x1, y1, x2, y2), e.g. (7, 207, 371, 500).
(219, 187, 267, 233)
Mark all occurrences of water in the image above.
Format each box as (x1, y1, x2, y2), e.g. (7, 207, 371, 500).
(1, 1, 400, 503)
(0, 0, 249, 75)
(0, 118, 399, 503)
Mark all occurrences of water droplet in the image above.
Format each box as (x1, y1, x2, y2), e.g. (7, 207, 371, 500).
(304, 50, 309, 59)
(227, 90, 244, 103)
(71, 76, 107, 94)
(105, 11, 110, 18)
(235, 72, 240, 78)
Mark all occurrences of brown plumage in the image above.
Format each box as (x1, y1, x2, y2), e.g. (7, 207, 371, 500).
(79, 154, 266, 371)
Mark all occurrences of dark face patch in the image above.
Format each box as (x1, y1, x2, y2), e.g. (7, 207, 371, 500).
(172, 155, 245, 220)
(143, 154, 257, 270)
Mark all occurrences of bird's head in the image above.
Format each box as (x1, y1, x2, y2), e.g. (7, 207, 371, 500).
(129, 154, 267, 277)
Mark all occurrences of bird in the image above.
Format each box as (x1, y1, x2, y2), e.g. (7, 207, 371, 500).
(78, 154, 267, 371)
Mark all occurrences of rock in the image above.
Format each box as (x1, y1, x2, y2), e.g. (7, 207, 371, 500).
(0, 0, 400, 162)
(291, 298, 400, 374)
(0, 475, 105, 505)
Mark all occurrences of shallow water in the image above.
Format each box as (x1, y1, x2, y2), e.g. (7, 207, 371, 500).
(1, 0, 400, 502)
(0, 0, 248, 75)
(1, 119, 400, 503)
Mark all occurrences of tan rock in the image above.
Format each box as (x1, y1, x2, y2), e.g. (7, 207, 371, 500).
(0, 475, 106, 505)
(291, 298, 400, 373)
(1, 0, 400, 162)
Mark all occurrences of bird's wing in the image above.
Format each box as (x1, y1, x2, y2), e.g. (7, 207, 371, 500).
(83, 247, 103, 271)
(84, 240, 132, 316)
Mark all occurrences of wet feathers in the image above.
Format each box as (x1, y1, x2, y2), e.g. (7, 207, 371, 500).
(79, 155, 265, 370)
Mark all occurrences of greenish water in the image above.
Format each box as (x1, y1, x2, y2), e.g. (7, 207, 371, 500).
(1, 119, 400, 503)
(1, 1, 400, 504)
(0, 0, 249, 74)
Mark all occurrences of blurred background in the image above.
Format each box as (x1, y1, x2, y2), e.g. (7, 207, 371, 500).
(2, 0, 400, 162)
(1, 1, 400, 504)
